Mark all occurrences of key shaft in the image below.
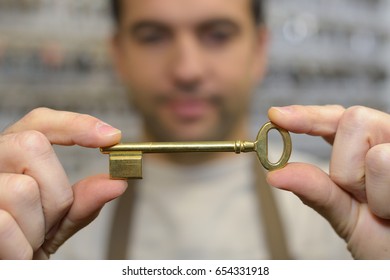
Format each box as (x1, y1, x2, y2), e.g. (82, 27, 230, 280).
(100, 140, 255, 154)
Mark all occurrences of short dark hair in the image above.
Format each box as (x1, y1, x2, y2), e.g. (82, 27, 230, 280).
(110, 0, 265, 26)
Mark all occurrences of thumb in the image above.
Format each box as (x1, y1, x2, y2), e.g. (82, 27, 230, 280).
(267, 163, 358, 241)
(41, 175, 128, 257)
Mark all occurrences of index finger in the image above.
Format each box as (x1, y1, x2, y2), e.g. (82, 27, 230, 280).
(268, 105, 345, 144)
(3, 107, 122, 148)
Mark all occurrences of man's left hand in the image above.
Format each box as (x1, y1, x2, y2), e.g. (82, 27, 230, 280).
(268, 105, 390, 259)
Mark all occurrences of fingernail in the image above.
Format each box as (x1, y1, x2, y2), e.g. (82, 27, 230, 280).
(96, 122, 121, 137)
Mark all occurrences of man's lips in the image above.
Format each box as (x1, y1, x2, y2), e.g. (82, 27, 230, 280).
(167, 99, 210, 120)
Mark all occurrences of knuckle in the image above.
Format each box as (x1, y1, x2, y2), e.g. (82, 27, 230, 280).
(24, 107, 52, 121)
(17, 107, 52, 130)
(366, 145, 390, 174)
(340, 106, 372, 129)
(66, 111, 95, 126)
(73, 112, 95, 122)
(67, 113, 100, 145)
(5, 174, 40, 206)
(15, 130, 52, 158)
(330, 104, 345, 112)
(71, 112, 98, 130)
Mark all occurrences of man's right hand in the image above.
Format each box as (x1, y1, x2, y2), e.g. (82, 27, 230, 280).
(0, 108, 128, 259)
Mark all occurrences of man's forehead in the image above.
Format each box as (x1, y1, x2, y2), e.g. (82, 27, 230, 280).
(121, 0, 251, 26)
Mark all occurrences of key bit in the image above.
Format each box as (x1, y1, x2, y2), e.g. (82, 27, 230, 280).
(100, 121, 292, 179)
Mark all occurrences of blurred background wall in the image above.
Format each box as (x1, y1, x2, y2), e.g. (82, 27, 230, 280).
(0, 0, 389, 181)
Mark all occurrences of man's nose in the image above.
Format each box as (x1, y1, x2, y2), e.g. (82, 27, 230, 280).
(170, 35, 206, 90)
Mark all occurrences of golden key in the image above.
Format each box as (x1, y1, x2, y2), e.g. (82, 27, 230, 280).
(100, 122, 292, 179)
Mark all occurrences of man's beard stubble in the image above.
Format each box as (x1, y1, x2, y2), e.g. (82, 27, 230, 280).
(133, 93, 247, 142)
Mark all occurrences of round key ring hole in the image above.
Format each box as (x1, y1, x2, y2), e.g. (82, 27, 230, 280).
(255, 122, 292, 171)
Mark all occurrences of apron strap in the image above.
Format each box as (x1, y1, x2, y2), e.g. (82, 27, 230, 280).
(106, 179, 136, 259)
(107, 161, 291, 259)
(254, 162, 291, 259)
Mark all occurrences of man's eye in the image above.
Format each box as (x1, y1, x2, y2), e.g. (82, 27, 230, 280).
(135, 31, 167, 45)
(203, 30, 233, 46)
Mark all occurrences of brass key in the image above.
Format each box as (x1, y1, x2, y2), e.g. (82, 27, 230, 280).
(100, 122, 292, 179)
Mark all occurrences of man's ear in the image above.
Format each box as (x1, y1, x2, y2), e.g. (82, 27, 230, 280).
(252, 26, 269, 82)
(109, 34, 128, 83)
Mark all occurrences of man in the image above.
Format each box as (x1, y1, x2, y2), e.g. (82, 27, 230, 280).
(0, 0, 389, 259)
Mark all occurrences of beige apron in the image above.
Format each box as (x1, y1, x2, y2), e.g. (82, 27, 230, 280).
(107, 161, 290, 259)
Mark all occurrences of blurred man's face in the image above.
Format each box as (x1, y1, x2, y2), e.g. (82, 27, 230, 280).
(112, 0, 267, 142)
